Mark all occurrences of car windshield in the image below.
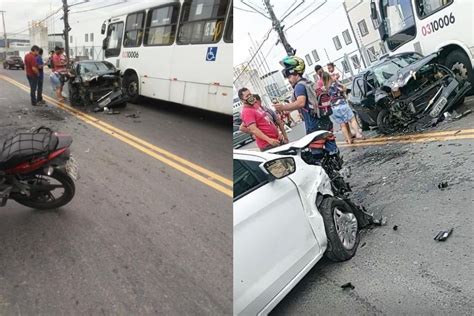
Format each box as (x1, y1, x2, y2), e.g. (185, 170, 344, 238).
(79, 62, 115, 74)
(372, 54, 422, 84)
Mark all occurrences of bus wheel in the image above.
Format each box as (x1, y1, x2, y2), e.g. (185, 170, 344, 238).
(445, 50, 474, 86)
(123, 72, 140, 103)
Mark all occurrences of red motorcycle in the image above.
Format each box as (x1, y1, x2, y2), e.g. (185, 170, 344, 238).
(0, 127, 78, 210)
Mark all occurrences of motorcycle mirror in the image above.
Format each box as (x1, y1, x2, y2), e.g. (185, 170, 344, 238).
(101, 22, 106, 35)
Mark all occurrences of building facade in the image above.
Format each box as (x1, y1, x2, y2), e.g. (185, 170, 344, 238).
(344, 0, 387, 66)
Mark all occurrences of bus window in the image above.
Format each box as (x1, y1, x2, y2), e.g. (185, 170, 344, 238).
(124, 11, 145, 47)
(224, 1, 233, 43)
(177, 0, 229, 45)
(381, 0, 416, 51)
(144, 5, 180, 46)
(105, 22, 124, 58)
(415, 0, 453, 18)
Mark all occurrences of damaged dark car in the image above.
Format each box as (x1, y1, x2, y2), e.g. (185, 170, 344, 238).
(68, 60, 128, 108)
(349, 52, 471, 134)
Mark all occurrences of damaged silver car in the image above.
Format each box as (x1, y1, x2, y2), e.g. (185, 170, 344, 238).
(68, 60, 128, 108)
(349, 52, 471, 134)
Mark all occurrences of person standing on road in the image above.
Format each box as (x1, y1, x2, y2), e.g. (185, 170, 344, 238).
(239, 88, 281, 151)
(274, 56, 338, 155)
(24, 45, 41, 106)
(50, 46, 68, 102)
(35, 48, 45, 105)
(240, 94, 289, 145)
(314, 64, 324, 90)
(319, 72, 364, 144)
(327, 62, 342, 82)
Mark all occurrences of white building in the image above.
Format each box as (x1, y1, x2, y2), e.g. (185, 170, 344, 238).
(344, 0, 387, 66)
(29, 20, 48, 52)
(68, 15, 107, 60)
(260, 70, 291, 100)
(233, 63, 272, 107)
(283, 1, 365, 83)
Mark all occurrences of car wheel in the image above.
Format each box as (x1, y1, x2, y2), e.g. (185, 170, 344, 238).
(319, 197, 359, 262)
(355, 112, 370, 131)
(123, 73, 140, 104)
(377, 109, 398, 135)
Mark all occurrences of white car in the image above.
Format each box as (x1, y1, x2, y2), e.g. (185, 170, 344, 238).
(233, 131, 361, 316)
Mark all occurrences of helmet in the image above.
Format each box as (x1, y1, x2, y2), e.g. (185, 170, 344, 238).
(280, 56, 305, 78)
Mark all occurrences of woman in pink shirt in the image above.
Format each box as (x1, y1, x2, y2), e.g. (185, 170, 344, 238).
(49, 46, 68, 102)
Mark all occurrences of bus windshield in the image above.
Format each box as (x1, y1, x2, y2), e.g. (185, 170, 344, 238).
(380, 0, 416, 51)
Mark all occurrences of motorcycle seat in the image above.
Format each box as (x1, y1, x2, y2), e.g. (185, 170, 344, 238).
(0, 132, 58, 170)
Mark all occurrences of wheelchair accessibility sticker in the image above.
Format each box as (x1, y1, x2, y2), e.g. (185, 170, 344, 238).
(206, 47, 218, 61)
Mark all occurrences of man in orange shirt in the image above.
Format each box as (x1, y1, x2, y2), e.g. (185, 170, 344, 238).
(24, 45, 40, 106)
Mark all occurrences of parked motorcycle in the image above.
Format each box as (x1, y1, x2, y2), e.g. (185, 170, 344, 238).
(0, 127, 78, 210)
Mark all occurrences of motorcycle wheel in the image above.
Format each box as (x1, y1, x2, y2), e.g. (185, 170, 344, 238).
(319, 197, 359, 262)
(377, 109, 398, 135)
(13, 170, 75, 210)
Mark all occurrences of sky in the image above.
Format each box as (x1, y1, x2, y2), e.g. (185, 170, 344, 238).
(234, 0, 345, 70)
(0, 0, 158, 37)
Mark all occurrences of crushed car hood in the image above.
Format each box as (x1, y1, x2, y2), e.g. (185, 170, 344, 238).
(80, 71, 120, 82)
(382, 52, 439, 88)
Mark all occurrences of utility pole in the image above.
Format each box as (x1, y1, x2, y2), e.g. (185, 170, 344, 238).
(0, 11, 7, 53)
(62, 0, 71, 61)
(262, 0, 296, 56)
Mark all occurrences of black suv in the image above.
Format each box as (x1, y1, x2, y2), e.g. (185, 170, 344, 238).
(348, 52, 470, 133)
(3, 56, 25, 70)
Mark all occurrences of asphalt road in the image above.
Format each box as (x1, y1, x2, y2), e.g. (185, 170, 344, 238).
(0, 68, 232, 315)
(264, 97, 474, 315)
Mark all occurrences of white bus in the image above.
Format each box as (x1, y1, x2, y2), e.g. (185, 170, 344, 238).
(100, 0, 233, 115)
(369, 0, 474, 85)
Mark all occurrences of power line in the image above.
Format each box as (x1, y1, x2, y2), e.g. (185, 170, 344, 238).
(280, 0, 298, 18)
(70, 1, 128, 14)
(233, 28, 272, 84)
(234, 6, 258, 13)
(285, 0, 328, 32)
(8, 7, 62, 35)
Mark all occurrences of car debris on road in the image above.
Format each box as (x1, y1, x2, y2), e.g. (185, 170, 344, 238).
(434, 228, 453, 241)
(341, 282, 355, 290)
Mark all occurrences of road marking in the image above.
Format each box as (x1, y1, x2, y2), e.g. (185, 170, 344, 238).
(0, 74, 233, 197)
(338, 130, 474, 147)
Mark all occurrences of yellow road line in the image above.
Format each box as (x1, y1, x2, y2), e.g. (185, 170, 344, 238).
(0, 74, 233, 197)
(338, 133, 474, 147)
(343, 128, 474, 145)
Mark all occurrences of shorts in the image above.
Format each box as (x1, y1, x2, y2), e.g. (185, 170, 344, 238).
(331, 101, 354, 124)
(50, 73, 61, 89)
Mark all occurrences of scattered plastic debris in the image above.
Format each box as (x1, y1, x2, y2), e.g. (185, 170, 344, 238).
(125, 112, 140, 119)
(360, 242, 367, 248)
(373, 216, 387, 226)
(341, 282, 355, 290)
(434, 228, 453, 241)
(438, 181, 448, 189)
